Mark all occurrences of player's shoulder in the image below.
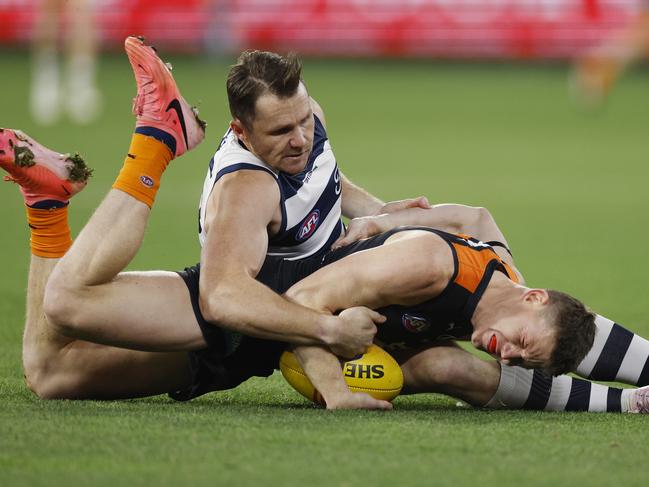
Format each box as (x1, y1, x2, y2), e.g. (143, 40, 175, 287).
(216, 166, 279, 194)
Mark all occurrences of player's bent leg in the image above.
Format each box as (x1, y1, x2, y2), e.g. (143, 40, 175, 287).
(26, 336, 192, 399)
(44, 269, 207, 351)
(24, 255, 194, 399)
(24, 257, 192, 400)
(395, 342, 501, 407)
(1, 133, 191, 400)
(44, 36, 207, 351)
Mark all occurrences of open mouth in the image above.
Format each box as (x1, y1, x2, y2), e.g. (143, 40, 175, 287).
(488, 334, 498, 354)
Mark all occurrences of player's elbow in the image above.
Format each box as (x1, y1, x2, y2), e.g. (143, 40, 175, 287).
(441, 204, 491, 235)
(198, 285, 236, 325)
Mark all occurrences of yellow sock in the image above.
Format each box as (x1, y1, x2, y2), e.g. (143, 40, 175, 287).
(112, 134, 173, 208)
(26, 206, 72, 258)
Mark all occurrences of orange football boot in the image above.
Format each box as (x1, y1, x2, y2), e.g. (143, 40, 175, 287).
(125, 36, 206, 158)
(0, 128, 92, 206)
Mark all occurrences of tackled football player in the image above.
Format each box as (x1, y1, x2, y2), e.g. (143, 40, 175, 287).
(285, 227, 632, 411)
(4, 39, 648, 412)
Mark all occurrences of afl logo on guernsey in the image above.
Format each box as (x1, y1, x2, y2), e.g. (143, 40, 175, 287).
(140, 175, 154, 188)
(402, 314, 430, 333)
(296, 210, 320, 241)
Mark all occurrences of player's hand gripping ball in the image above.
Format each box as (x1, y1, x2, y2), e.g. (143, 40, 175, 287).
(279, 344, 403, 405)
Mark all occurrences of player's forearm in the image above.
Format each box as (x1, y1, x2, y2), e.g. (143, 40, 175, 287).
(340, 173, 384, 219)
(370, 206, 503, 241)
(200, 278, 338, 347)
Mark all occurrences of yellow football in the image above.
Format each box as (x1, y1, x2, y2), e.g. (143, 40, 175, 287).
(279, 344, 404, 405)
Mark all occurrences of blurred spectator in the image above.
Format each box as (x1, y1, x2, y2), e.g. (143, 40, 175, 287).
(572, 4, 649, 105)
(31, 0, 101, 125)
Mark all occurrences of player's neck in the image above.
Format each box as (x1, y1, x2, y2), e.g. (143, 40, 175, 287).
(472, 273, 525, 329)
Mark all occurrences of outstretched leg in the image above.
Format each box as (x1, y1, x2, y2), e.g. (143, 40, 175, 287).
(397, 341, 649, 414)
(1, 128, 191, 399)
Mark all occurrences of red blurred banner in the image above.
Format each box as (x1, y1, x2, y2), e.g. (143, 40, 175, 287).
(224, 0, 644, 58)
(0, 0, 645, 58)
(0, 0, 212, 50)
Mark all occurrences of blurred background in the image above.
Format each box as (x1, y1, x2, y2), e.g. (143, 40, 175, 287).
(1, 0, 648, 373)
(2, 0, 646, 56)
(2, 4, 649, 482)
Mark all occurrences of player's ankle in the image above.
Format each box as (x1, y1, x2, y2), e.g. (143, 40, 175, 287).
(112, 133, 173, 208)
(26, 205, 72, 258)
(134, 126, 177, 155)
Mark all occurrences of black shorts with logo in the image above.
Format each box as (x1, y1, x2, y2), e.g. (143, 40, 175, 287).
(169, 249, 333, 401)
(170, 228, 410, 401)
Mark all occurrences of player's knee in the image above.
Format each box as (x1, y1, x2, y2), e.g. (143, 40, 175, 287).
(42, 282, 82, 337)
(408, 347, 470, 388)
(23, 359, 72, 400)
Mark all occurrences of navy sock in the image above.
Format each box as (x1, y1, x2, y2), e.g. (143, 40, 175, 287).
(29, 200, 68, 210)
(134, 127, 176, 155)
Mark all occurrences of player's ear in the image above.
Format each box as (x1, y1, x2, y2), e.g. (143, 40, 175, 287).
(230, 119, 248, 142)
(523, 288, 549, 305)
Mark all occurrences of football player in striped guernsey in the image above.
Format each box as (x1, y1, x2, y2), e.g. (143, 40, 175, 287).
(1, 38, 423, 401)
(4, 38, 648, 412)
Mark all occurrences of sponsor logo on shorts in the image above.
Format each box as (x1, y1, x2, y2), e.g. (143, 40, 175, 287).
(402, 314, 430, 333)
(296, 209, 320, 241)
(140, 175, 154, 188)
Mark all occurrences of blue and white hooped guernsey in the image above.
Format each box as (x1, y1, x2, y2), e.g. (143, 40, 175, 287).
(198, 115, 344, 260)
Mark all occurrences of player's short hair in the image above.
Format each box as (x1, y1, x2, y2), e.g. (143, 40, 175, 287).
(544, 290, 596, 376)
(227, 51, 303, 128)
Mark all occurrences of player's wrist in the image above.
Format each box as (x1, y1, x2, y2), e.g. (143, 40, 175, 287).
(371, 214, 392, 233)
(317, 314, 342, 348)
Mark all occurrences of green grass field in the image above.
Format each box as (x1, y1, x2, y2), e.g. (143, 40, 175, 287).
(1, 50, 648, 486)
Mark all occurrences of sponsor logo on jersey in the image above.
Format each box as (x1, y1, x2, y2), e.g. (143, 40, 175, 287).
(303, 164, 317, 184)
(139, 175, 154, 188)
(462, 236, 490, 249)
(402, 314, 430, 333)
(333, 168, 341, 195)
(296, 209, 320, 241)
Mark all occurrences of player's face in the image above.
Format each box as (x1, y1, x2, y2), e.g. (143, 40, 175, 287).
(471, 311, 556, 370)
(234, 83, 314, 175)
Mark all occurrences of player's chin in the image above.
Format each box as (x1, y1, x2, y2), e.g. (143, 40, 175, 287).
(470, 331, 483, 350)
(281, 155, 308, 174)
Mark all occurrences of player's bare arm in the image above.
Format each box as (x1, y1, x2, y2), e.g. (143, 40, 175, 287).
(285, 230, 453, 408)
(287, 230, 452, 313)
(333, 203, 523, 283)
(198, 169, 380, 357)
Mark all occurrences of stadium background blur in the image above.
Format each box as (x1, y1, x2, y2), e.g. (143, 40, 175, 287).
(1, 1, 648, 486)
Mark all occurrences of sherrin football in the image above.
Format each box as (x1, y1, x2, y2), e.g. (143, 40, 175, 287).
(279, 344, 404, 405)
